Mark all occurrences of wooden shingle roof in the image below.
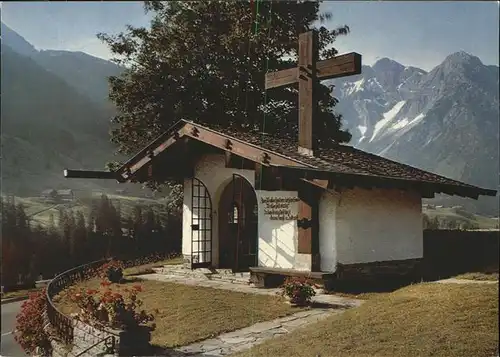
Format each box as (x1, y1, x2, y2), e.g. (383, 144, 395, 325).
(64, 120, 497, 199)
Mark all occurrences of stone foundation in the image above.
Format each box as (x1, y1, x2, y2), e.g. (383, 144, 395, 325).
(249, 259, 422, 290)
(47, 317, 151, 357)
(335, 258, 423, 282)
(182, 254, 192, 268)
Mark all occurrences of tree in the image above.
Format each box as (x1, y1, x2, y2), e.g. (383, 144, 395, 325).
(427, 216, 440, 230)
(129, 206, 145, 256)
(15, 204, 32, 280)
(70, 211, 88, 265)
(422, 213, 430, 229)
(99, 1, 351, 160)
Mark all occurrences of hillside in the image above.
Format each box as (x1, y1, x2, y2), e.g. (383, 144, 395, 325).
(1, 22, 124, 107)
(7, 194, 170, 228)
(1, 44, 117, 195)
(34, 49, 124, 108)
(1, 23, 150, 197)
(328, 52, 499, 214)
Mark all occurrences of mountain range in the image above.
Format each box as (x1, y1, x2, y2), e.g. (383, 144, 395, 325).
(326, 52, 499, 215)
(0, 22, 142, 196)
(1, 22, 498, 214)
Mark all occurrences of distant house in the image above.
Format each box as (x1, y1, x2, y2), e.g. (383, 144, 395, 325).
(56, 189, 74, 201)
(41, 189, 57, 200)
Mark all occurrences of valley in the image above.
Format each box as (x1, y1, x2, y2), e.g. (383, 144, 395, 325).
(1, 22, 498, 216)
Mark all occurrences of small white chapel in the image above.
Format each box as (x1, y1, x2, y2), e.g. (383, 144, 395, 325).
(64, 30, 496, 286)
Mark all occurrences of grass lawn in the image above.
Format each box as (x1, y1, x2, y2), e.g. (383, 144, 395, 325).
(454, 272, 499, 281)
(233, 283, 499, 357)
(53, 277, 303, 349)
(123, 256, 184, 276)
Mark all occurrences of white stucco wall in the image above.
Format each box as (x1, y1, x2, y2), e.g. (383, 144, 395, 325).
(318, 187, 423, 271)
(181, 153, 302, 270)
(255, 190, 300, 270)
(183, 152, 423, 272)
(319, 190, 337, 272)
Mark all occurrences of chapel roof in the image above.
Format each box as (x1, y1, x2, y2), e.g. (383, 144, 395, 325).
(212, 124, 469, 187)
(63, 119, 497, 199)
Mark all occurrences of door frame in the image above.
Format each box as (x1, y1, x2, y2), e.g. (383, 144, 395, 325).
(190, 177, 213, 269)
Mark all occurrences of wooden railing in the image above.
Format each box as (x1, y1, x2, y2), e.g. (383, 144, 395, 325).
(46, 259, 110, 344)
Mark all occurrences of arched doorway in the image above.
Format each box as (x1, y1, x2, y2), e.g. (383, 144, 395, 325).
(218, 174, 258, 272)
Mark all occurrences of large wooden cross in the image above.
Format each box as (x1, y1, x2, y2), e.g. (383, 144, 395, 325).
(265, 29, 362, 156)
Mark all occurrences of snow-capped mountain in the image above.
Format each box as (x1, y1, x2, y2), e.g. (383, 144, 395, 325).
(327, 52, 499, 214)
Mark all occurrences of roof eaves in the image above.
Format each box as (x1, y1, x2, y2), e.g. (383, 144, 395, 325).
(272, 164, 497, 198)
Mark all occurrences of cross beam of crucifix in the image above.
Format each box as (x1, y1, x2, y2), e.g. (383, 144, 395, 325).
(265, 30, 362, 156)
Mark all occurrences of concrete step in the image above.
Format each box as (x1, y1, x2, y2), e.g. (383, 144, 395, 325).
(206, 273, 250, 285)
(152, 265, 251, 285)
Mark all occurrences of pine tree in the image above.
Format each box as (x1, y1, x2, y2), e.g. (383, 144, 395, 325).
(15, 204, 32, 281)
(70, 211, 88, 265)
(131, 206, 144, 256)
(1, 199, 19, 286)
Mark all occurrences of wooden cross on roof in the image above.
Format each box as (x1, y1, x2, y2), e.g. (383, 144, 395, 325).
(265, 29, 362, 156)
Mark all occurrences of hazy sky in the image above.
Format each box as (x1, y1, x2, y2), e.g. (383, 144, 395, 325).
(1, 1, 499, 71)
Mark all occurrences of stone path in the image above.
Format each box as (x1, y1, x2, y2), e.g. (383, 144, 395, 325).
(166, 308, 343, 356)
(137, 272, 363, 356)
(435, 278, 498, 285)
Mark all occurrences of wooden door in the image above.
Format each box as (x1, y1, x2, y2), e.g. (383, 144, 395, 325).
(218, 175, 258, 272)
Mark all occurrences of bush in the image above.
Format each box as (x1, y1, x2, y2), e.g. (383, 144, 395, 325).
(281, 277, 316, 305)
(15, 289, 52, 355)
(99, 260, 124, 283)
(69, 282, 155, 331)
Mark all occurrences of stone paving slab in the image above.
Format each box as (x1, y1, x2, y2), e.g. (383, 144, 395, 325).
(169, 307, 343, 356)
(139, 272, 363, 356)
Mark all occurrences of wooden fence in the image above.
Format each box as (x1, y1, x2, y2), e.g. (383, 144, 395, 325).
(423, 230, 499, 279)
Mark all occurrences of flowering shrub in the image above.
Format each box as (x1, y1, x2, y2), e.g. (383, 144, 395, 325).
(99, 260, 124, 283)
(281, 277, 316, 305)
(69, 282, 155, 331)
(15, 289, 52, 355)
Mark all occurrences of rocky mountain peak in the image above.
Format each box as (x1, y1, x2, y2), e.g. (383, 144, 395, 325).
(372, 57, 405, 73)
(331, 51, 498, 215)
(443, 51, 483, 67)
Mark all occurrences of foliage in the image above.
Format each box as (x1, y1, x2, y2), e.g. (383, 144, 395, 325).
(423, 213, 480, 230)
(14, 289, 52, 355)
(281, 277, 316, 305)
(98, 1, 352, 188)
(1, 194, 181, 291)
(69, 282, 155, 330)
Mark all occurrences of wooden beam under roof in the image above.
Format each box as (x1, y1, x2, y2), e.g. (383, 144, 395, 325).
(63, 169, 122, 181)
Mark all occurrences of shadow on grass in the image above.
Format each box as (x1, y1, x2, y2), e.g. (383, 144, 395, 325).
(325, 278, 415, 296)
(309, 301, 348, 310)
(326, 266, 500, 297)
(119, 277, 142, 284)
